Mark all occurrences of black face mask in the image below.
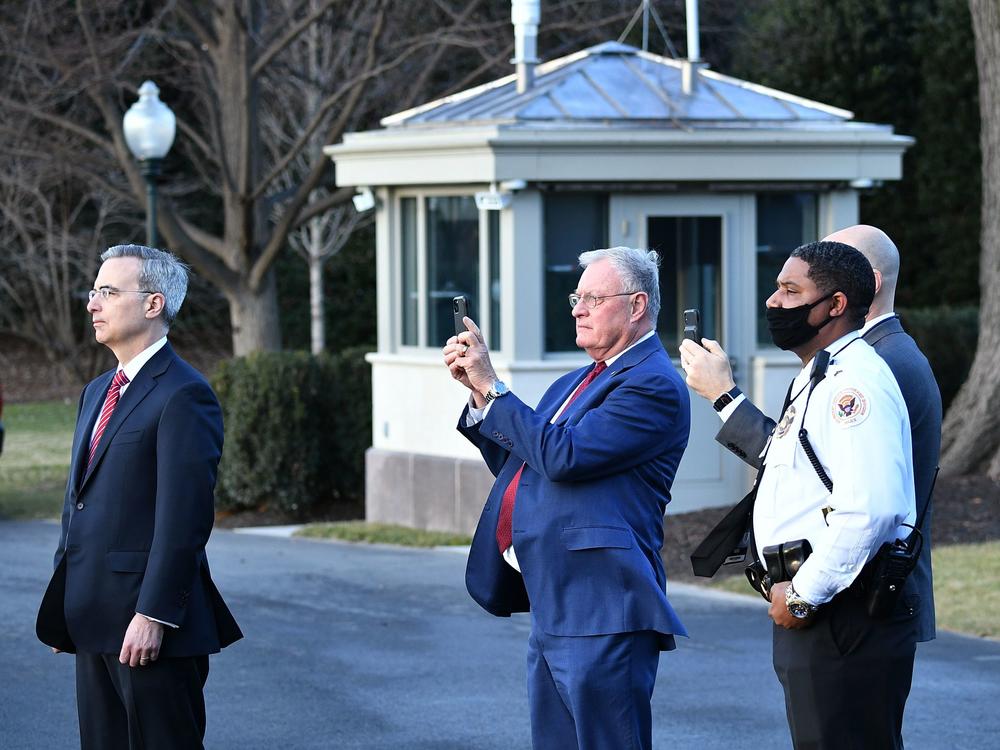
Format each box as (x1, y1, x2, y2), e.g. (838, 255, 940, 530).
(765, 293, 834, 350)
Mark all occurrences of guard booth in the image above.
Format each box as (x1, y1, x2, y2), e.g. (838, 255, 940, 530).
(326, 41, 911, 533)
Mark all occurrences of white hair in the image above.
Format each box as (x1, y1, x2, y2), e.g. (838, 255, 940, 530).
(101, 244, 189, 326)
(578, 246, 661, 321)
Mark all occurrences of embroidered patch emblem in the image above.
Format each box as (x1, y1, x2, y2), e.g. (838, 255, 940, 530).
(832, 388, 869, 427)
(775, 405, 796, 438)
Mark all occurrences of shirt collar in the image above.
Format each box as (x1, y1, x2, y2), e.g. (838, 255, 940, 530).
(860, 312, 896, 335)
(798, 329, 862, 379)
(119, 336, 168, 381)
(603, 329, 656, 366)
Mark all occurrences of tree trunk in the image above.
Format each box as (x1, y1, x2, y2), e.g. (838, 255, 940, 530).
(308, 219, 326, 355)
(940, 0, 1000, 477)
(226, 268, 283, 357)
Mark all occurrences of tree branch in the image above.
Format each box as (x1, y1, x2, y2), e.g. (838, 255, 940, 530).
(293, 186, 355, 227)
(251, 0, 342, 79)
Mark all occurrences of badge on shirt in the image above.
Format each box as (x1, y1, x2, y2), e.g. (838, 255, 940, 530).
(831, 387, 869, 427)
(775, 405, 796, 438)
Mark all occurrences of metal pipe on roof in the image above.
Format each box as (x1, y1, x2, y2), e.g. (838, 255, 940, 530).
(685, 0, 700, 62)
(683, 0, 702, 95)
(512, 0, 540, 94)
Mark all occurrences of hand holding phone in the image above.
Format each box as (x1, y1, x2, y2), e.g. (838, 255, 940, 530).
(453, 295, 470, 337)
(683, 308, 702, 345)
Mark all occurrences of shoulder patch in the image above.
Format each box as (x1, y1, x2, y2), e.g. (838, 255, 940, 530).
(831, 387, 869, 427)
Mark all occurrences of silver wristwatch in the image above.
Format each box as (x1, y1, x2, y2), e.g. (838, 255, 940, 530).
(785, 584, 818, 619)
(483, 380, 510, 404)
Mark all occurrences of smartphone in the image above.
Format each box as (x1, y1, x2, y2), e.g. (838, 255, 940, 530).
(453, 295, 470, 337)
(683, 308, 702, 344)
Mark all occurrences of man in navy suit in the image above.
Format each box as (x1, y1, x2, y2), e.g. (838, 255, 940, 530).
(37, 244, 242, 750)
(443, 246, 690, 750)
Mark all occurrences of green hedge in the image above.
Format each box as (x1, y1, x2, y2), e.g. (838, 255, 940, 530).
(897, 306, 978, 412)
(211, 346, 372, 516)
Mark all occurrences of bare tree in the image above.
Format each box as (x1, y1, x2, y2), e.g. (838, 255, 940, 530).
(0, 159, 125, 382)
(940, 0, 1000, 477)
(0, 0, 511, 355)
(0, 0, 696, 358)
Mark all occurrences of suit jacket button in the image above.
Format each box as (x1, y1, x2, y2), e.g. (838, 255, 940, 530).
(76, 502, 84, 510)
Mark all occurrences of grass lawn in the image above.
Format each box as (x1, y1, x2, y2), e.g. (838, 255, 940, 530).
(708, 541, 1000, 639)
(0, 400, 76, 519)
(296, 521, 471, 548)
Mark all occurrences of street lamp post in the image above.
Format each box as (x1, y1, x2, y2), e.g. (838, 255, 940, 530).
(122, 81, 176, 247)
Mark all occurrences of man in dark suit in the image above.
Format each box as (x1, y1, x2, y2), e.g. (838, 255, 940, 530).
(37, 244, 242, 750)
(443, 246, 690, 750)
(680, 225, 940, 644)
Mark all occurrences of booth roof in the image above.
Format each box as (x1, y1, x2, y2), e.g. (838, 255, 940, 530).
(380, 41, 866, 131)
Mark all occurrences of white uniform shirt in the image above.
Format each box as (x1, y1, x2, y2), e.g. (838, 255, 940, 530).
(754, 330, 916, 606)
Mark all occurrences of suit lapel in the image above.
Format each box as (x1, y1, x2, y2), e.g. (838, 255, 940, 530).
(553, 335, 664, 425)
(72, 371, 115, 491)
(79, 344, 174, 490)
(548, 368, 590, 425)
(862, 315, 901, 347)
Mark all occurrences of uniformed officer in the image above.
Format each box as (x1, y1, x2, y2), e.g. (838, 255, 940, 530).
(681, 241, 917, 749)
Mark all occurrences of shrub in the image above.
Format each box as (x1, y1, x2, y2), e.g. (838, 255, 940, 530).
(212, 347, 372, 516)
(897, 306, 978, 412)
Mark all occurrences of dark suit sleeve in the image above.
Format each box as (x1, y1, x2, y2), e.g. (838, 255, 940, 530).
(714, 399, 774, 470)
(136, 381, 223, 626)
(481, 370, 683, 483)
(457, 404, 511, 477)
(54, 386, 89, 569)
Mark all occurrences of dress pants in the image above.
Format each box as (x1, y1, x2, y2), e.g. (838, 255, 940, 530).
(772, 590, 917, 750)
(75, 652, 209, 750)
(527, 618, 660, 750)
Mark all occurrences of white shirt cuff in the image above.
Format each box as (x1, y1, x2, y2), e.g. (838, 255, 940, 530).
(465, 396, 493, 426)
(139, 612, 179, 629)
(717, 392, 746, 422)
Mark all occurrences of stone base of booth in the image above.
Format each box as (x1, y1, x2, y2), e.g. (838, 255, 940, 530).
(365, 447, 496, 536)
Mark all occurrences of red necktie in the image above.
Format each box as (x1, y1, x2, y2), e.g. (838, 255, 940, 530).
(88, 369, 130, 467)
(496, 361, 607, 554)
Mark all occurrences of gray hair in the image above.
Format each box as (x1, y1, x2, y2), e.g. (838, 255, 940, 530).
(101, 244, 189, 326)
(578, 246, 661, 321)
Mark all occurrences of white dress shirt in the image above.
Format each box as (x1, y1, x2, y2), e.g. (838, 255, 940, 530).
(88, 336, 168, 447)
(88, 335, 177, 628)
(753, 331, 916, 605)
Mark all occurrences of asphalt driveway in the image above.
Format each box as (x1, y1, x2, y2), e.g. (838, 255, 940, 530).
(2, 520, 998, 748)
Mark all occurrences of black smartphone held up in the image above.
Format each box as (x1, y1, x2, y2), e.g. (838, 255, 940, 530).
(453, 295, 470, 337)
(683, 308, 702, 344)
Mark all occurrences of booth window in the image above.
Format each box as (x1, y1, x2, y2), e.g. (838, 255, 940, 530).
(756, 192, 818, 345)
(401, 197, 419, 346)
(544, 193, 608, 352)
(427, 196, 479, 348)
(397, 193, 500, 350)
(488, 210, 501, 349)
(648, 216, 722, 352)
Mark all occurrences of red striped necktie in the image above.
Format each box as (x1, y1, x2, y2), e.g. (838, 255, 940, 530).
(495, 361, 607, 554)
(88, 369, 130, 467)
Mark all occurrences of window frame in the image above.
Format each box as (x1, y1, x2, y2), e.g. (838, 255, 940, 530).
(393, 186, 500, 353)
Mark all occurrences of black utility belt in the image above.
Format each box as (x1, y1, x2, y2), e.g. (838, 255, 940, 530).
(745, 534, 921, 619)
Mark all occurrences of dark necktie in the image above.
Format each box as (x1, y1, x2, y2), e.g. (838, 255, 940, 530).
(88, 369, 130, 467)
(495, 361, 607, 554)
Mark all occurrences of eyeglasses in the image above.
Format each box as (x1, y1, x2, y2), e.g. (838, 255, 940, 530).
(568, 291, 638, 309)
(88, 288, 156, 301)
